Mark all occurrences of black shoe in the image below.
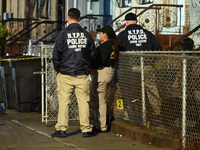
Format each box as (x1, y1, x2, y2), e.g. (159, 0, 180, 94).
(82, 132, 93, 137)
(50, 130, 67, 137)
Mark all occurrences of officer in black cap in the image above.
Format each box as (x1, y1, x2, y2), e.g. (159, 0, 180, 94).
(117, 12, 162, 51)
(91, 25, 118, 133)
(117, 12, 162, 126)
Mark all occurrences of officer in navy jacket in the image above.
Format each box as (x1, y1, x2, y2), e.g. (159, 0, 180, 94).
(53, 22, 96, 75)
(117, 13, 162, 51)
(51, 8, 97, 138)
(117, 13, 162, 125)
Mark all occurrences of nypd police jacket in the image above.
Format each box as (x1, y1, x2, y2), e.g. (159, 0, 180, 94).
(117, 24, 162, 51)
(52, 23, 97, 75)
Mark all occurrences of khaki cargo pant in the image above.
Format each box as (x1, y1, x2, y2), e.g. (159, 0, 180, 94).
(55, 73, 92, 133)
(92, 67, 115, 131)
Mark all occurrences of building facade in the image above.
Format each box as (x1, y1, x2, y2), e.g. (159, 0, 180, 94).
(0, 0, 199, 49)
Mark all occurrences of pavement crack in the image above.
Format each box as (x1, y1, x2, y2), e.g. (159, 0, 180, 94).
(12, 119, 85, 150)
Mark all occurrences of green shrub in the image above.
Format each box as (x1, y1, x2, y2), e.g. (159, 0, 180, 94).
(0, 23, 8, 38)
(0, 23, 8, 56)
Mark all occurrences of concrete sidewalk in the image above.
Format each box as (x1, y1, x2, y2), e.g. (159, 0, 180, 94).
(0, 110, 171, 150)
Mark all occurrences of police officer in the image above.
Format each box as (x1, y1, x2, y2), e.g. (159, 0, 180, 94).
(51, 8, 97, 138)
(118, 13, 162, 51)
(92, 25, 118, 132)
(117, 13, 162, 125)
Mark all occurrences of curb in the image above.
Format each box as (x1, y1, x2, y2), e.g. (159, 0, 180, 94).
(111, 120, 182, 150)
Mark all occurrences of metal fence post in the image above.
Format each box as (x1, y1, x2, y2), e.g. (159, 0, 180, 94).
(41, 43, 45, 123)
(44, 45, 49, 124)
(182, 56, 187, 150)
(141, 56, 146, 125)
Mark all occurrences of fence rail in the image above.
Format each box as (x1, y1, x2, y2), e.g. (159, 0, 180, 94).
(109, 4, 183, 35)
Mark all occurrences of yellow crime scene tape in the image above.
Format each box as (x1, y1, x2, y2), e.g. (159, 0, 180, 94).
(0, 56, 52, 61)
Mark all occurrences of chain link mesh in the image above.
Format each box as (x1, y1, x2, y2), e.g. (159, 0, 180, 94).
(29, 44, 79, 123)
(114, 51, 200, 149)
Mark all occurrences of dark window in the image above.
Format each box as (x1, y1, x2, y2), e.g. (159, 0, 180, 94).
(2, 0, 6, 13)
(136, 0, 154, 5)
(117, 0, 132, 8)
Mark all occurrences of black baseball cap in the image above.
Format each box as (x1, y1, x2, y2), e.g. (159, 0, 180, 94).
(96, 25, 116, 39)
(124, 13, 137, 21)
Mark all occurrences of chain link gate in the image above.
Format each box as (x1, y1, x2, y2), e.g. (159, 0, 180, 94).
(29, 44, 79, 123)
(114, 51, 200, 150)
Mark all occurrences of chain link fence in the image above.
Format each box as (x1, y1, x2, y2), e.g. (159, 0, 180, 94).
(114, 51, 200, 150)
(29, 44, 79, 123)
(29, 44, 200, 149)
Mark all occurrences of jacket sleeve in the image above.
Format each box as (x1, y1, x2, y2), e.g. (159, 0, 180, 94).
(52, 31, 64, 72)
(99, 44, 111, 66)
(150, 32, 162, 51)
(117, 32, 127, 51)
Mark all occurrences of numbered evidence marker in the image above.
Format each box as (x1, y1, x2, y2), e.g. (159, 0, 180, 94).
(116, 99, 124, 110)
